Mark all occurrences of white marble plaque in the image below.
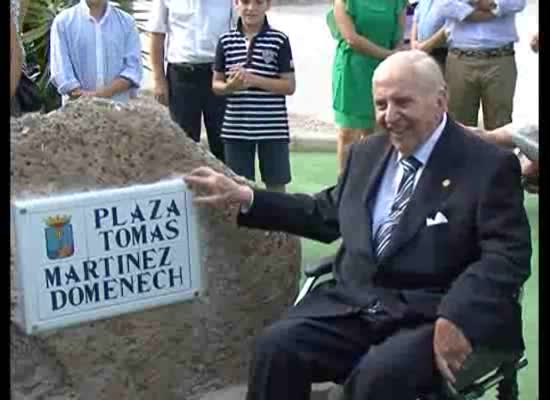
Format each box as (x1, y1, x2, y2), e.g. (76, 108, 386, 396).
(12, 179, 202, 335)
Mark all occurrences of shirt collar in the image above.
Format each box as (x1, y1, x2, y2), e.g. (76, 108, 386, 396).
(236, 16, 270, 36)
(396, 112, 447, 166)
(80, 0, 111, 23)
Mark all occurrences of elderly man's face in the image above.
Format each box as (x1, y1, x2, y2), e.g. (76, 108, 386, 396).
(373, 70, 446, 156)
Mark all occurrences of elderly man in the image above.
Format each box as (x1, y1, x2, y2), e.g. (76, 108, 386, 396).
(184, 50, 531, 400)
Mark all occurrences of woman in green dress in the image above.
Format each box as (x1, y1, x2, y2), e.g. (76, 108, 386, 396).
(332, 0, 407, 173)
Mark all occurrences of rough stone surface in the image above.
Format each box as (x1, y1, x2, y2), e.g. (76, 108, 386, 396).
(10, 97, 301, 400)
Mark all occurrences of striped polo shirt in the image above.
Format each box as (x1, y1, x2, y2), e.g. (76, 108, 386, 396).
(214, 17, 294, 141)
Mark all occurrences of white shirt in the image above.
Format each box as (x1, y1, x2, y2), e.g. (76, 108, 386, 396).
(371, 113, 447, 238)
(145, 0, 234, 64)
(50, 1, 142, 104)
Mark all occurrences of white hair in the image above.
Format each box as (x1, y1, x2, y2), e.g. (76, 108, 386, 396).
(373, 50, 447, 96)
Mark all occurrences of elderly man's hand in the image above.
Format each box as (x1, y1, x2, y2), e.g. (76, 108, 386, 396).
(184, 167, 253, 208)
(434, 318, 473, 385)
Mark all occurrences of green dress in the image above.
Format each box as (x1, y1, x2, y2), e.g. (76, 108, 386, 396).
(331, 0, 406, 129)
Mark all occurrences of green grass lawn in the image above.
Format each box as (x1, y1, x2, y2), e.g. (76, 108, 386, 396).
(281, 152, 538, 399)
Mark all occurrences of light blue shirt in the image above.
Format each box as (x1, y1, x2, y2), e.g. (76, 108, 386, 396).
(50, 0, 143, 104)
(413, 0, 447, 43)
(372, 113, 447, 238)
(437, 0, 525, 49)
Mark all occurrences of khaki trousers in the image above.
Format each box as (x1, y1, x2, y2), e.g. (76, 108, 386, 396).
(446, 52, 517, 130)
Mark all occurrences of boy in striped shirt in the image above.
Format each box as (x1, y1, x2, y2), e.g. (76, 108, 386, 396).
(213, 0, 296, 193)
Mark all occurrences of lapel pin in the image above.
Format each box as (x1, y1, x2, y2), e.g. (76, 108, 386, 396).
(442, 179, 451, 188)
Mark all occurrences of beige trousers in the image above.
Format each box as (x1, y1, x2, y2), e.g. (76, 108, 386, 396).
(446, 53, 517, 130)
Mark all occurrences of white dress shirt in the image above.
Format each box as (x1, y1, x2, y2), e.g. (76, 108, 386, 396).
(50, 0, 142, 104)
(146, 0, 234, 64)
(371, 113, 447, 238)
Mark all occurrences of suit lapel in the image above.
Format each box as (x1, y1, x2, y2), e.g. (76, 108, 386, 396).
(379, 119, 462, 262)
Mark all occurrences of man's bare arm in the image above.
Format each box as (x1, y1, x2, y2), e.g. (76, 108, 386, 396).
(465, 10, 496, 21)
(417, 27, 448, 52)
(149, 32, 169, 105)
(10, 18, 22, 98)
(92, 77, 133, 98)
(334, 0, 394, 59)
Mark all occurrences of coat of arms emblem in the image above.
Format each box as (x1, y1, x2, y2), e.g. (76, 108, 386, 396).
(44, 215, 74, 260)
(262, 49, 277, 65)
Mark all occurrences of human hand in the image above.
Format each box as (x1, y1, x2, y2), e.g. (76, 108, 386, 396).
(226, 67, 248, 92)
(433, 318, 473, 385)
(152, 76, 169, 106)
(69, 88, 83, 99)
(183, 167, 253, 208)
(80, 90, 97, 97)
(475, 0, 494, 11)
(530, 32, 539, 53)
(459, 123, 489, 140)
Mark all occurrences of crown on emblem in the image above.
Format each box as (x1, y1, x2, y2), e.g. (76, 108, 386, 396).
(45, 215, 71, 228)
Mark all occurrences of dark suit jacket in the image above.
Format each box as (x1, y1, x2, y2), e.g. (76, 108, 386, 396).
(238, 118, 532, 351)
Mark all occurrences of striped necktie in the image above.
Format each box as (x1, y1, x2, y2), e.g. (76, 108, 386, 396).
(374, 156, 422, 258)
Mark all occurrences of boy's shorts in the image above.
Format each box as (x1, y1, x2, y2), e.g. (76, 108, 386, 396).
(224, 140, 291, 185)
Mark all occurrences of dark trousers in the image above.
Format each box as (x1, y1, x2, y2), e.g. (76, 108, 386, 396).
(166, 63, 225, 162)
(246, 312, 518, 400)
(246, 314, 439, 400)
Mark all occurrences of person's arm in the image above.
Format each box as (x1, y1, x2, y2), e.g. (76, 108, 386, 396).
(416, 27, 448, 52)
(212, 70, 247, 95)
(10, 18, 22, 99)
(236, 142, 358, 243)
(91, 78, 133, 98)
(245, 73, 295, 95)
(410, 14, 420, 49)
(49, 16, 81, 95)
(245, 35, 296, 95)
(483, 0, 526, 16)
(149, 33, 168, 104)
(333, 0, 394, 59)
(461, 122, 515, 147)
(437, 151, 531, 347)
(212, 37, 249, 95)
(530, 32, 539, 53)
(464, 9, 496, 21)
(146, 0, 169, 105)
(184, 141, 359, 244)
(438, 0, 495, 22)
(94, 19, 143, 98)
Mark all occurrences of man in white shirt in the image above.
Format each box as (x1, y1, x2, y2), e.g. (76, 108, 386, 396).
(50, 0, 143, 105)
(146, 0, 234, 162)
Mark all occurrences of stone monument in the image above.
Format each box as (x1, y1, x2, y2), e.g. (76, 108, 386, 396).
(10, 97, 301, 400)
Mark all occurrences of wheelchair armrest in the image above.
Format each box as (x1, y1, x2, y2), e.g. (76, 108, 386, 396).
(303, 254, 336, 278)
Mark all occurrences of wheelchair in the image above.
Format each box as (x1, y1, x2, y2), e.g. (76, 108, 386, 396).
(294, 255, 528, 400)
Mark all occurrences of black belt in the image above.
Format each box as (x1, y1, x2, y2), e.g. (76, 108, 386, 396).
(449, 43, 514, 58)
(170, 62, 213, 72)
